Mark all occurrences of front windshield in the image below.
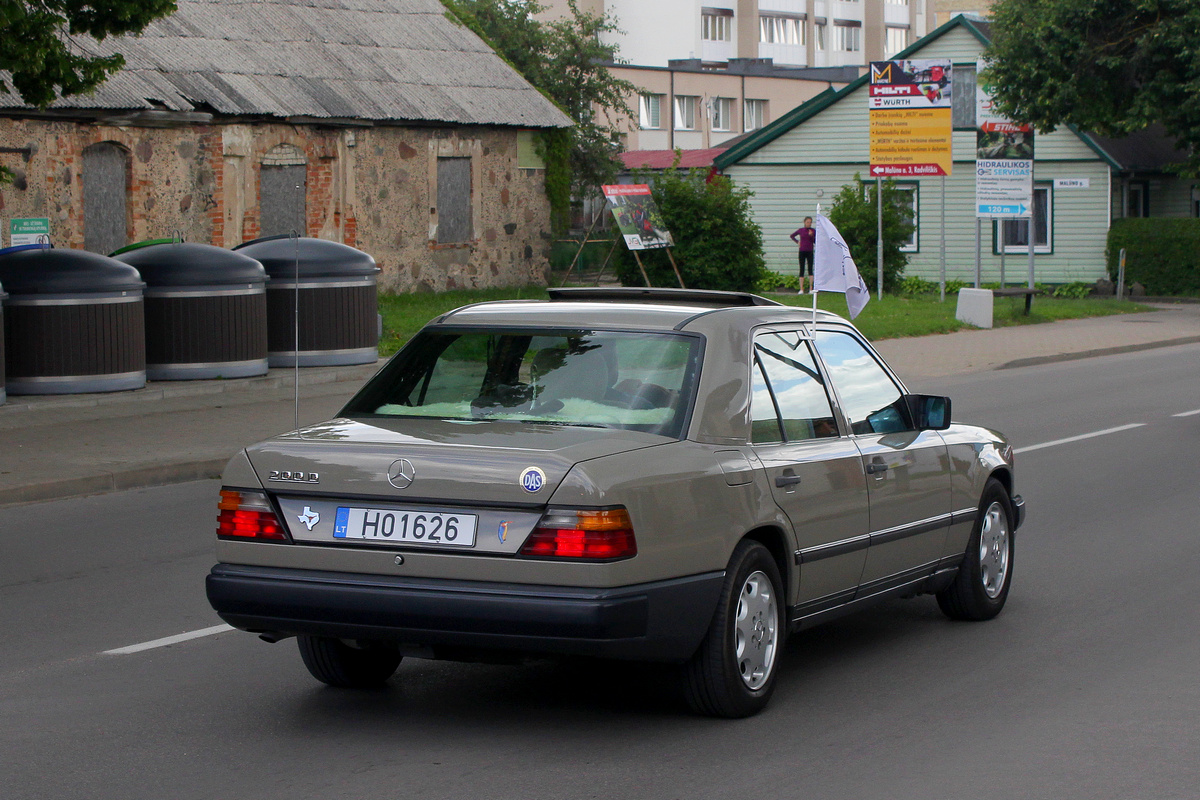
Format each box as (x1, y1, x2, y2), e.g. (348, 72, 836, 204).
(342, 329, 701, 438)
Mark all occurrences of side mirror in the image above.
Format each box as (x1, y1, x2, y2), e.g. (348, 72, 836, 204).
(904, 394, 951, 430)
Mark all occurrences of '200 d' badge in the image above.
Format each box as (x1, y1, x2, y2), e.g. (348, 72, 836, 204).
(519, 466, 546, 493)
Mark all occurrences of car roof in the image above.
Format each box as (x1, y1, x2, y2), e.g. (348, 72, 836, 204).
(431, 288, 849, 333)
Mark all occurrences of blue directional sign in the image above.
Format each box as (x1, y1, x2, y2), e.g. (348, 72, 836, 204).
(978, 203, 1027, 216)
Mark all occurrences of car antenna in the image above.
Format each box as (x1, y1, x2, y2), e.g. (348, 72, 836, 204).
(291, 228, 301, 435)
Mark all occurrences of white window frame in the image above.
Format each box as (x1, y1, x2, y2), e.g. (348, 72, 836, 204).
(759, 15, 804, 45)
(835, 23, 861, 52)
(814, 22, 826, 51)
(884, 26, 908, 57)
(998, 185, 1053, 254)
(744, 98, 766, 132)
(701, 9, 733, 42)
(711, 97, 733, 131)
(674, 95, 698, 131)
(638, 93, 662, 130)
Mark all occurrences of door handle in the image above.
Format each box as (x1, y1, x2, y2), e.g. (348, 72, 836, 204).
(866, 462, 889, 475)
(775, 473, 803, 487)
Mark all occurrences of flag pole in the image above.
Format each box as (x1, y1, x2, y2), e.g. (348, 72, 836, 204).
(812, 204, 821, 325)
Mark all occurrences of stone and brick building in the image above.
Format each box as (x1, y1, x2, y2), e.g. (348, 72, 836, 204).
(0, 0, 571, 291)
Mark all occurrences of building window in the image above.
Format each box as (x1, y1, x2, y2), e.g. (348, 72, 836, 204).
(952, 64, 976, 128)
(259, 144, 308, 239)
(814, 22, 827, 51)
(744, 98, 767, 131)
(701, 8, 733, 42)
(895, 185, 918, 252)
(711, 97, 733, 131)
(885, 26, 909, 57)
(760, 15, 804, 45)
(674, 95, 698, 130)
(886, 0, 908, 4)
(639, 94, 663, 129)
(437, 157, 473, 243)
(82, 142, 130, 254)
(999, 185, 1052, 254)
(835, 23, 861, 52)
(1126, 181, 1149, 217)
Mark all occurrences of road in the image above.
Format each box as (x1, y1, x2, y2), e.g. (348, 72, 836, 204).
(3, 343, 1199, 799)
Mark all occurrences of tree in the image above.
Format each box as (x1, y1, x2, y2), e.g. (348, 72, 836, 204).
(613, 167, 767, 292)
(0, 1, 177, 108)
(443, 0, 636, 226)
(983, 0, 1200, 175)
(827, 175, 912, 294)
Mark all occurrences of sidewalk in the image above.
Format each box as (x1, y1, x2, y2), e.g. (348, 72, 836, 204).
(2, 302, 1199, 507)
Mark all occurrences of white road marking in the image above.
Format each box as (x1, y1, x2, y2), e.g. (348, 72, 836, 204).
(104, 624, 234, 655)
(1015, 423, 1147, 455)
(1172, 409, 1200, 418)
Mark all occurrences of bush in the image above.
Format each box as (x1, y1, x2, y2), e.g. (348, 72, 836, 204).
(1052, 281, 1093, 299)
(899, 275, 938, 295)
(827, 174, 913, 294)
(898, 276, 969, 296)
(613, 168, 767, 292)
(757, 272, 802, 292)
(1107, 218, 1200, 295)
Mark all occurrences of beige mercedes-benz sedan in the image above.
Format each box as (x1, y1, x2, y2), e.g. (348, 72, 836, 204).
(207, 287, 1024, 717)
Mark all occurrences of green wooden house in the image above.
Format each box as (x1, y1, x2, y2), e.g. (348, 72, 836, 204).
(714, 15, 1194, 285)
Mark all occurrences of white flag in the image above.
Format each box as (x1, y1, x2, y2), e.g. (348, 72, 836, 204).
(812, 214, 870, 319)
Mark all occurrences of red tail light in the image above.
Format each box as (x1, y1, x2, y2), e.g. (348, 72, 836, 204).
(217, 489, 288, 541)
(520, 508, 637, 560)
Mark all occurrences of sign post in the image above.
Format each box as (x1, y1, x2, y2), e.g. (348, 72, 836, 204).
(975, 58, 1033, 287)
(868, 58, 953, 298)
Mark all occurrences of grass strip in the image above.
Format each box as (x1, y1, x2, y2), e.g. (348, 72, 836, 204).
(378, 287, 1153, 357)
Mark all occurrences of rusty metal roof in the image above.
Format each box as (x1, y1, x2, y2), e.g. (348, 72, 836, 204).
(0, 0, 572, 129)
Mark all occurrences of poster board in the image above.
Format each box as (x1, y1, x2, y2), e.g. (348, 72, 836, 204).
(868, 59, 953, 177)
(975, 59, 1033, 218)
(602, 185, 673, 250)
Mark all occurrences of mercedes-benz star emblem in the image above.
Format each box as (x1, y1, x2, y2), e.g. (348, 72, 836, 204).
(387, 458, 416, 489)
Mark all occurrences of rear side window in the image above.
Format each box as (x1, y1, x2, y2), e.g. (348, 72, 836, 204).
(343, 329, 700, 438)
(752, 331, 839, 442)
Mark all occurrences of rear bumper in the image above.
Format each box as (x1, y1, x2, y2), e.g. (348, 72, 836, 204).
(206, 563, 723, 662)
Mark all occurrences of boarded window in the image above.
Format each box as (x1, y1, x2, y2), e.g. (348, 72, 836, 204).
(82, 143, 129, 254)
(260, 164, 307, 238)
(437, 157, 472, 243)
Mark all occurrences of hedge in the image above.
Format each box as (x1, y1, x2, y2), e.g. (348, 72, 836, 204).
(1106, 218, 1200, 295)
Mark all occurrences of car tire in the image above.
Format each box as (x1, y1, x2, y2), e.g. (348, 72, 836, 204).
(937, 478, 1014, 621)
(682, 540, 785, 718)
(297, 636, 402, 688)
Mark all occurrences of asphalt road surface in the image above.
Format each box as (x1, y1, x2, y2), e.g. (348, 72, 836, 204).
(3, 342, 1199, 800)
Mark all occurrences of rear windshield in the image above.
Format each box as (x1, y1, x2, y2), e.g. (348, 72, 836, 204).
(342, 329, 702, 438)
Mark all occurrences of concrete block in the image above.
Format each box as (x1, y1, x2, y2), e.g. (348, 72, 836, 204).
(956, 288, 994, 328)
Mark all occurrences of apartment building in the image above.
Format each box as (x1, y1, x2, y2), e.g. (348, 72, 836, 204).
(542, 0, 932, 152)
(543, 0, 934, 70)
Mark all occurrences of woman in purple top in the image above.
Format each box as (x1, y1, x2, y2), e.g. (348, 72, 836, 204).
(790, 216, 816, 292)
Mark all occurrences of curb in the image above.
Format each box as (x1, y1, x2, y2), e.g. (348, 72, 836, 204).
(0, 362, 379, 418)
(999, 335, 1200, 370)
(0, 458, 228, 508)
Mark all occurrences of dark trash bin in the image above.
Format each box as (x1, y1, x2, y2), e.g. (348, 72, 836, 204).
(0, 243, 145, 394)
(113, 240, 268, 380)
(234, 235, 379, 367)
